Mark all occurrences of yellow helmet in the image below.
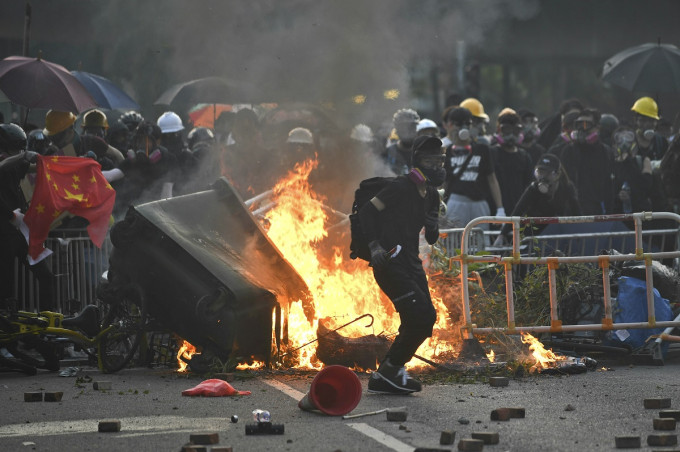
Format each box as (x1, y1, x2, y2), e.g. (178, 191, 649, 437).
(460, 98, 489, 121)
(43, 110, 77, 136)
(631, 97, 659, 120)
(82, 109, 109, 129)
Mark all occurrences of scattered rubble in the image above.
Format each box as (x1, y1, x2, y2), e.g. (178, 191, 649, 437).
(386, 407, 408, 422)
(93, 381, 112, 391)
(23, 392, 42, 402)
(471, 432, 499, 445)
(440, 430, 456, 445)
(457, 438, 484, 451)
(644, 398, 672, 409)
(615, 436, 641, 448)
(654, 418, 677, 430)
(98, 419, 121, 432)
(44, 391, 63, 402)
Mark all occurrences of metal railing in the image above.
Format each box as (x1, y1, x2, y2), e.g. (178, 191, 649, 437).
(11, 229, 113, 313)
(450, 212, 680, 337)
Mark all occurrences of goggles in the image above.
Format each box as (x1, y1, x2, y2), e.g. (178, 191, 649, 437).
(499, 124, 522, 135)
(573, 120, 596, 131)
(418, 154, 445, 170)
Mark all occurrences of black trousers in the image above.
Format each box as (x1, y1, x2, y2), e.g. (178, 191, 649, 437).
(373, 262, 437, 367)
(0, 222, 55, 311)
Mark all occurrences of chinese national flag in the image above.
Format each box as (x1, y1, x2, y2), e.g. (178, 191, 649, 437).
(24, 155, 116, 259)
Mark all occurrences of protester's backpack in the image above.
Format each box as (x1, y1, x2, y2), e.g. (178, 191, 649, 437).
(349, 176, 395, 261)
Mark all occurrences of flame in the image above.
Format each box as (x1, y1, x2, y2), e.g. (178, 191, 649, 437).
(236, 361, 265, 371)
(486, 349, 496, 363)
(176, 340, 197, 372)
(259, 158, 461, 369)
(520, 332, 566, 371)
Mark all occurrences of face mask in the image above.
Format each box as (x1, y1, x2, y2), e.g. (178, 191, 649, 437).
(534, 167, 559, 195)
(570, 130, 599, 144)
(457, 127, 470, 141)
(523, 125, 541, 142)
(495, 133, 524, 146)
(469, 124, 480, 139)
(639, 129, 655, 141)
(420, 167, 446, 186)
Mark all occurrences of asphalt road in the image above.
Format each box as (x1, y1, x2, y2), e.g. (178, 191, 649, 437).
(0, 358, 679, 452)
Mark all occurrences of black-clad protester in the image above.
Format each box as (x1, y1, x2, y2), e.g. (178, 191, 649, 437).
(494, 154, 581, 246)
(611, 126, 652, 214)
(491, 110, 534, 216)
(385, 108, 420, 175)
(518, 109, 546, 165)
(630, 97, 668, 161)
(0, 124, 56, 312)
(359, 135, 444, 394)
(549, 108, 615, 215)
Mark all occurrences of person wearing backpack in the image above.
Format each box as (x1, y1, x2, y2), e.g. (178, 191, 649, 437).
(357, 135, 444, 394)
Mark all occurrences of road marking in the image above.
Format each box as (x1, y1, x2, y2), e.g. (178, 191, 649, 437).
(347, 423, 413, 452)
(262, 378, 306, 400)
(0, 416, 228, 438)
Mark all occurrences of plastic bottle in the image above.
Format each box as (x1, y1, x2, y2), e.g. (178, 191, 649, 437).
(621, 182, 632, 214)
(252, 409, 271, 423)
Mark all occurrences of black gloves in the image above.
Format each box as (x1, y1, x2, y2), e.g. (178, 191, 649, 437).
(368, 240, 389, 269)
(23, 151, 38, 163)
(424, 211, 439, 230)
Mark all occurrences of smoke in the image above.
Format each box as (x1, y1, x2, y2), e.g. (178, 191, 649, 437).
(93, 0, 540, 117)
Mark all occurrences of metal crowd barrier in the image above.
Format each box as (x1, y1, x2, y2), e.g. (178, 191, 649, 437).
(11, 229, 113, 313)
(451, 212, 680, 337)
(438, 227, 487, 256)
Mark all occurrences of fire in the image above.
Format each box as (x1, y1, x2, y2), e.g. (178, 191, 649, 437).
(486, 349, 496, 363)
(236, 361, 265, 371)
(176, 340, 198, 372)
(520, 332, 566, 371)
(260, 158, 460, 369)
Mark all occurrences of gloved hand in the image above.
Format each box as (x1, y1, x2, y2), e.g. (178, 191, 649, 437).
(368, 240, 389, 269)
(149, 149, 162, 164)
(424, 211, 439, 230)
(495, 207, 506, 217)
(23, 151, 38, 163)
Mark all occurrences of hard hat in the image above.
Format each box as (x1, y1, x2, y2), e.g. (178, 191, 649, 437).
(350, 124, 374, 143)
(287, 127, 314, 144)
(82, 109, 109, 129)
(631, 97, 659, 120)
(460, 98, 489, 121)
(393, 108, 420, 125)
(43, 110, 77, 136)
(497, 107, 518, 122)
(157, 111, 185, 133)
(0, 123, 27, 153)
(417, 118, 439, 133)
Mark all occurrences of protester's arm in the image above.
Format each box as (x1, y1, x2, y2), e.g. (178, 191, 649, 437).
(424, 191, 439, 245)
(487, 172, 504, 215)
(359, 197, 388, 268)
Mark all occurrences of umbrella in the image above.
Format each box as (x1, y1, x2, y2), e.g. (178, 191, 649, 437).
(0, 55, 97, 114)
(188, 103, 232, 128)
(71, 70, 140, 111)
(154, 76, 258, 107)
(601, 42, 680, 93)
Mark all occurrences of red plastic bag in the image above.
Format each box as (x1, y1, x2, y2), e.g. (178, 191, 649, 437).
(182, 379, 251, 397)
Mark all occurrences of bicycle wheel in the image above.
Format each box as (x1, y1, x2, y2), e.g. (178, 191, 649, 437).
(98, 284, 147, 373)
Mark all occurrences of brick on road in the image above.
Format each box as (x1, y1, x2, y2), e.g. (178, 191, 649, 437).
(614, 436, 641, 448)
(440, 430, 456, 445)
(647, 434, 678, 447)
(386, 407, 408, 422)
(654, 417, 677, 430)
(644, 398, 672, 409)
(458, 438, 484, 451)
(488, 376, 508, 387)
(507, 407, 525, 418)
(490, 408, 510, 421)
(93, 381, 112, 391)
(471, 432, 500, 445)
(98, 419, 121, 432)
(189, 432, 219, 445)
(660, 410, 680, 420)
(44, 391, 63, 402)
(24, 392, 42, 402)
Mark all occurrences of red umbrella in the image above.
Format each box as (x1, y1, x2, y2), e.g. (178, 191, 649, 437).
(188, 103, 232, 128)
(0, 55, 97, 114)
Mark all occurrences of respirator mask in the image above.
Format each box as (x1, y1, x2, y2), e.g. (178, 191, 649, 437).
(533, 167, 559, 195)
(495, 124, 524, 147)
(570, 119, 599, 145)
(411, 153, 446, 186)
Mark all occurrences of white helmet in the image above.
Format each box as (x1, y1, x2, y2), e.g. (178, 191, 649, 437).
(157, 111, 184, 133)
(287, 127, 314, 144)
(350, 124, 374, 143)
(417, 118, 438, 133)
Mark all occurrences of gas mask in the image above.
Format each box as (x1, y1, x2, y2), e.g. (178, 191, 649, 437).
(570, 129, 599, 145)
(411, 153, 446, 186)
(495, 124, 524, 147)
(635, 116, 657, 142)
(457, 127, 471, 142)
(533, 167, 559, 195)
(637, 128, 656, 141)
(523, 124, 541, 142)
(614, 129, 636, 158)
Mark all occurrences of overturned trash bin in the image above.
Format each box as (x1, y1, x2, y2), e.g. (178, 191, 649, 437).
(106, 177, 312, 368)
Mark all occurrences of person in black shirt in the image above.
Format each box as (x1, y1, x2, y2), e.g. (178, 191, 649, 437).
(359, 135, 443, 394)
(494, 154, 581, 246)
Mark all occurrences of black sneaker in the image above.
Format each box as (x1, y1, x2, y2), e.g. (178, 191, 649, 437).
(367, 362, 422, 394)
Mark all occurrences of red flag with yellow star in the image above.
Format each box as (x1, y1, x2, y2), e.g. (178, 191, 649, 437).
(24, 155, 116, 259)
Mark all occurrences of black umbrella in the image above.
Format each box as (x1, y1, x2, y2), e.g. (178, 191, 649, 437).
(71, 70, 140, 111)
(154, 76, 258, 107)
(0, 55, 97, 114)
(601, 42, 680, 93)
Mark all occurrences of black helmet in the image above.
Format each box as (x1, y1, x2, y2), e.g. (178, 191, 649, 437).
(120, 111, 144, 132)
(187, 127, 215, 150)
(27, 129, 49, 154)
(0, 123, 27, 154)
(133, 121, 162, 141)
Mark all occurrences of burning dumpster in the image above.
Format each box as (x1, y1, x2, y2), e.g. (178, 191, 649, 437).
(106, 177, 312, 367)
